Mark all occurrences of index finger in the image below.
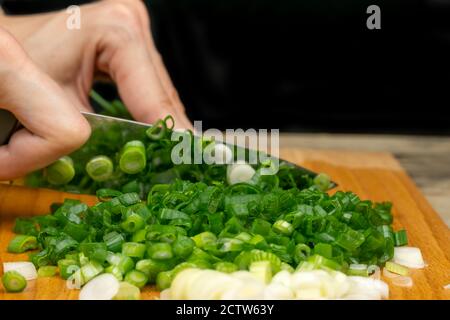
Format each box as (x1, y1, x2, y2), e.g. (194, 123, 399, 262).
(96, 28, 192, 130)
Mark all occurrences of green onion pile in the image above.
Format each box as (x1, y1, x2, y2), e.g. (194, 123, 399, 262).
(5, 94, 408, 295)
(9, 174, 407, 292)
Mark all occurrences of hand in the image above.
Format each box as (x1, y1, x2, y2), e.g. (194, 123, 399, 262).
(0, 0, 192, 129)
(0, 28, 91, 180)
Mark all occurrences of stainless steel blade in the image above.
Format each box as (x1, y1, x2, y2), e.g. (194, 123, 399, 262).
(81, 112, 336, 188)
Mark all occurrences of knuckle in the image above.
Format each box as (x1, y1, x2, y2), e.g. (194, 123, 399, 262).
(102, 2, 142, 32)
(104, 25, 138, 45)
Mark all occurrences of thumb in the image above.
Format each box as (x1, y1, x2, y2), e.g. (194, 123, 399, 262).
(0, 28, 91, 180)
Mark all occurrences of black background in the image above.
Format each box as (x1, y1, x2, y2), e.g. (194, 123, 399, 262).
(2, 0, 450, 134)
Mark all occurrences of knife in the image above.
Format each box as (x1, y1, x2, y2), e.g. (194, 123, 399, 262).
(0, 109, 335, 188)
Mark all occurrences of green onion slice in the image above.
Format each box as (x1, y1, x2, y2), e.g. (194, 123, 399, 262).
(45, 156, 75, 185)
(2, 271, 27, 293)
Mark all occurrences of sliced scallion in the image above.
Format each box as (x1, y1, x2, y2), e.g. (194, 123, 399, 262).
(394, 229, 408, 247)
(385, 261, 409, 276)
(45, 156, 75, 185)
(37, 266, 58, 277)
(124, 270, 148, 288)
(119, 140, 146, 174)
(86, 155, 114, 182)
(122, 242, 146, 259)
(2, 271, 27, 293)
(7, 235, 38, 253)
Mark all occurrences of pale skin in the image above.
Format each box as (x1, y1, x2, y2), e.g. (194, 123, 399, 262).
(0, 0, 192, 180)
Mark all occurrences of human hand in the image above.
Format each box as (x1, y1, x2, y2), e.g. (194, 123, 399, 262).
(0, 0, 192, 129)
(0, 28, 91, 180)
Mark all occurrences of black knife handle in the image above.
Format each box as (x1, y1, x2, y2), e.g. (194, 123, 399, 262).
(0, 109, 20, 145)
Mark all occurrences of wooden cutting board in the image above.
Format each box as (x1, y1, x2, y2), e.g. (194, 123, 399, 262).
(0, 149, 449, 300)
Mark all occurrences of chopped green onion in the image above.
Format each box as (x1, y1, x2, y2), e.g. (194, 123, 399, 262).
(192, 232, 217, 248)
(105, 265, 124, 281)
(124, 270, 148, 288)
(172, 236, 195, 258)
(394, 230, 408, 246)
(313, 173, 331, 191)
(135, 259, 173, 282)
(103, 231, 125, 253)
(37, 266, 58, 277)
(7, 235, 38, 253)
(45, 156, 75, 185)
(156, 262, 197, 290)
(106, 253, 135, 275)
(214, 262, 238, 273)
(2, 271, 27, 293)
(80, 261, 104, 283)
(294, 244, 311, 264)
(219, 238, 244, 252)
(147, 243, 173, 260)
(122, 242, 146, 259)
(146, 119, 167, 140)
(307, 254, 342, 271)
(117, 193, 141, 206)
(252, 219, 272, 236)
(335, 229, 365, 251)
(385, 261, 409, 276)
(119, 140, 146, 174)
(85, 156, 114, 182)
(347, 264, 369, 277)
(78, 252, 89, 266)
(79, 243, 108, 263)
(272, 220, 294, 236)
(58, 259, 79, 280)
(235, 232, 252, 242)
(235, 249, 282, 274)
(96, 188, 123, 201)
(121, 213, 145, 233)
(131, 229, 147, 243)
(313, 243, 333, 259)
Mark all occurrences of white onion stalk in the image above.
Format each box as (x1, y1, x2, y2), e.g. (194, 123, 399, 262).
(3, 262, 37, 280)
(79, 274, 120, 300)
(161, 268, 389, 300)
(393, 247, 425, 269)
(227, 161, 256, 185)
(205, 143, 233, 165)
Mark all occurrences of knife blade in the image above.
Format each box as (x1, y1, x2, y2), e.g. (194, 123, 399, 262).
(0, 110, 336, 188)
(81, 112, 336, 187)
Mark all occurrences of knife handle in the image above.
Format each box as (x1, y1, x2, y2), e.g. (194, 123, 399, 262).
(0, 109, 20, 146)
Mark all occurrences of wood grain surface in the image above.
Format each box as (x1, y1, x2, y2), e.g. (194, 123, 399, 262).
(0, 149, 449, 300)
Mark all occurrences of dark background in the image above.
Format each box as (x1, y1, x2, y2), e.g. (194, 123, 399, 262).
(2, 0, 450, 134)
